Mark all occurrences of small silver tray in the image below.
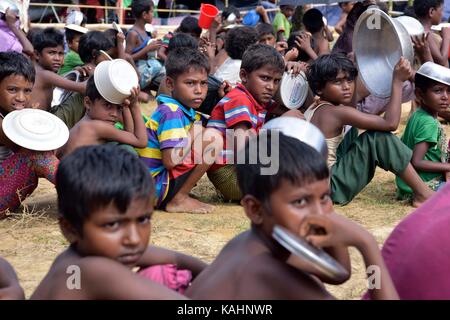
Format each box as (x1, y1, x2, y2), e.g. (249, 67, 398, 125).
(272, 225, 349, 282)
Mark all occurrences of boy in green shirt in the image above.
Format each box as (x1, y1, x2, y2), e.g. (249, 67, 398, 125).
(59, 25, 88, 75)
(272, 1, 295, 41)
(396, 62, 450, 198)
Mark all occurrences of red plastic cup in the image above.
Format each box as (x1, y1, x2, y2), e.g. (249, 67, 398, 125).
(198, 4, 219, 29)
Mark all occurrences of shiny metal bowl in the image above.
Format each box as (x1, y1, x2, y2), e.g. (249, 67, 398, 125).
(353, 7, 414, 98)
(417, 62, 450, 86)
(261, 117, 328, 160)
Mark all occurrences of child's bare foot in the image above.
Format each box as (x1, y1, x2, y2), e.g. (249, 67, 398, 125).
(166, 194, 214, 214)
(412, 190, 434, 208)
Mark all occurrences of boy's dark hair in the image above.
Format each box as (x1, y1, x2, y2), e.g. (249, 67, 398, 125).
(403, 5, 418, 18)
(168, 33, 199, 53)
(241, 44, 285, 74)
(165, 47, 210, 79)
(225, 26, 259, 60)
(176, 16, 202, 38)
(287, 31, 316, 62)
(103, 29, 119, 47)
(0, 51, 35, 84)
(237, 131, 329, 205)
(306, 53, 358, 95)
(303, 8, 324, 33)
(222, 5, 241, 21)
(415, 73, 444, 92)
(56, 144, 154, 233)
(256, 23, 276, 39)
(413, 0, 443, 18)
(78, 31, 114, 63)
(131, 0, 154, 18)
(31, 27, 64, 53)
(85, 75, 104, 102)
(65, 28, 84, 44)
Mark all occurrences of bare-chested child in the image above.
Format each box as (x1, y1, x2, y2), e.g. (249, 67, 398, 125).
(414, 0, 449, 67)
(0, 257, 24, 299)
(57, 76, 147, 158)
(302, 8, 332, 58)
(31, 144, 208, 299)
(29, 27, 86, 110)
(186, 132, 399, 299)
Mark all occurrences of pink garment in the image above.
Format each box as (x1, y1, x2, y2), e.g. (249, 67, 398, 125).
(0, 19, 23, 53)
(357, 81, 415, 115)
(138, 264, 192, 294)
(363, 183, 450, 299)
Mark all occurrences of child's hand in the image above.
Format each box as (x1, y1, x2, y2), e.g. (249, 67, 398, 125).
(117, 32, 126, 45)
(295, 33, 313, 51)
(284, 47, 299, 61)
(412, 33, 432, 64)
(393, 57, 413, 83)
(441, 26, 450, 40)
(147, 39, 162, 51)
(276, 41, 288, 53)
(123, 86, 140, 108)
(285, 61, 307, 76)
(298, 213, 371, 249)
(218, 80, 232, 98)
(5, 8, 18, 27)
(74, 65, 94, 78)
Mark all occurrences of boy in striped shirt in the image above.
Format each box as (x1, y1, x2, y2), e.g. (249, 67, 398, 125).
(207, 44, 289, 201)
(138, 48, 222, 213)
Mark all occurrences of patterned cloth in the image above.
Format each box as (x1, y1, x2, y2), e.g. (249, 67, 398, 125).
(207, 83, 268, 166)
(137, 95, 202, 207)
(0, 149, 59, 214)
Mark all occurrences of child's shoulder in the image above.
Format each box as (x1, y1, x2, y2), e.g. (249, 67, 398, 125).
(219, 86, 255, 107)
(408, 108, 438, 127)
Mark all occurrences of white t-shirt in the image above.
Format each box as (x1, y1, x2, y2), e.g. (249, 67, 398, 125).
(214, 57, 242, 87)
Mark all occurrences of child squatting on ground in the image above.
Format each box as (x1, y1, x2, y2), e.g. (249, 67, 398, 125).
(32, 145, 208, 299)
(0, 52, 59, 216)
(186, 132, 398, 300)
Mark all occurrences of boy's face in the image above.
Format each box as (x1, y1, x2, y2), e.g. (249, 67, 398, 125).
(68, 34, 81, 53)
(259, 34, 276, 47)
(36, 45, 64, 72)
(246, 178, 333, 238)
(418, 83, 450, 115)
(73, 198, 153, 268)
(430, 4, 444, 25)
(0, 75, 33, 113)
(166, 67, 208, 109)
(318, 71, 355, 105)
(281, 6, 295, 18)
(85, 96, 123, 124)
(240, 65, 283, 105)
(142, 7, 154, 24)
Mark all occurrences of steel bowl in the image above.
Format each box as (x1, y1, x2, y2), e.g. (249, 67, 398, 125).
(261, 117, 328, 160)
(417, 62, 450, 86)
(353, 6, 414, 98)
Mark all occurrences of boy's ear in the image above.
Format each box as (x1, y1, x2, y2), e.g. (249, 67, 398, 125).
(84, 96, 92, 112)
(165, 76, 175, 92)
(59, 217, 80, 244)
(239, 69, 248, 84)
(241, 195, 264, 225)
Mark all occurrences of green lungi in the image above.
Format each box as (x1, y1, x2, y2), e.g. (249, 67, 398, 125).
(331, 128, 412, 205)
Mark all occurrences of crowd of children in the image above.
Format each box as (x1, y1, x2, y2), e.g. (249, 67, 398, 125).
(1, 0, 450, 300)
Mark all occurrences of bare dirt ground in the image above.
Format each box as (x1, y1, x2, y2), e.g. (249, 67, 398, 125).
(1, 103, 449, 299)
